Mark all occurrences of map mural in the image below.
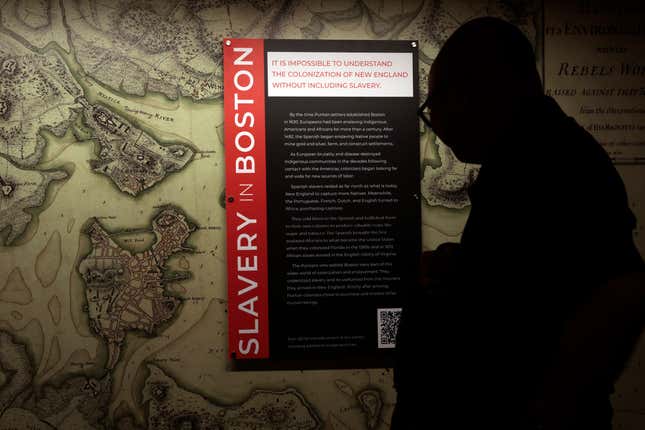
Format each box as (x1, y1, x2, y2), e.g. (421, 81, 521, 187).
(2, 1, 613, 429)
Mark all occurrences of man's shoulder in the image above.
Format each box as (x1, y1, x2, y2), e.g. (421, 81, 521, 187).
(526, 97, 619, 187)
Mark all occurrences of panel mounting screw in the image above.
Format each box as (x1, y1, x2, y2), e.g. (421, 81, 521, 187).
(225, 40, 231, 46)
(411, 41, 417, 48)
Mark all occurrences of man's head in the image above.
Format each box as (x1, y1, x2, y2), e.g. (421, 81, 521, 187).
(426, 17, 543, 164)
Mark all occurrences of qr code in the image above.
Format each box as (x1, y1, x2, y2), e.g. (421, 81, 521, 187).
(377, 308, 402, 348)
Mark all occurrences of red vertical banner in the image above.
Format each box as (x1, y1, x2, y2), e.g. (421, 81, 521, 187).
(223, 39, 269, 359)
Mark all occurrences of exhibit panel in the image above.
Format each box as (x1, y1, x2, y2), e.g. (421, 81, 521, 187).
(224, 39, 420, 367)
(0, 0, 643, 429)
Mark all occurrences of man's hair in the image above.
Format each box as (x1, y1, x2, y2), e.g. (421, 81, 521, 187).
(434, 17, 542, 99)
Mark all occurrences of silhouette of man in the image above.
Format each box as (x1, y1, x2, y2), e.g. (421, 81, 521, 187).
(393, 17, 644, 429)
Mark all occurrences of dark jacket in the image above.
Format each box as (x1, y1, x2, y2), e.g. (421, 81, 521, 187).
(393, 96, 643, 429)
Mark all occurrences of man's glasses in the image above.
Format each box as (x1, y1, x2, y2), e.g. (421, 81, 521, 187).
(417, 94, 432, 130)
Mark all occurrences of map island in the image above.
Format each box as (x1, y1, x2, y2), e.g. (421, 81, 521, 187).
(78, 207, 194, 369)
(144, 364, 322, 430)
(79, 98, 194, 196)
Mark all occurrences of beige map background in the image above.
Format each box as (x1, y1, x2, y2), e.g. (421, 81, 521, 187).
(0, 0, 642, 429)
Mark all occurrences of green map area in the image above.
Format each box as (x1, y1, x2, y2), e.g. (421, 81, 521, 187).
(0, 1, 541, 428)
